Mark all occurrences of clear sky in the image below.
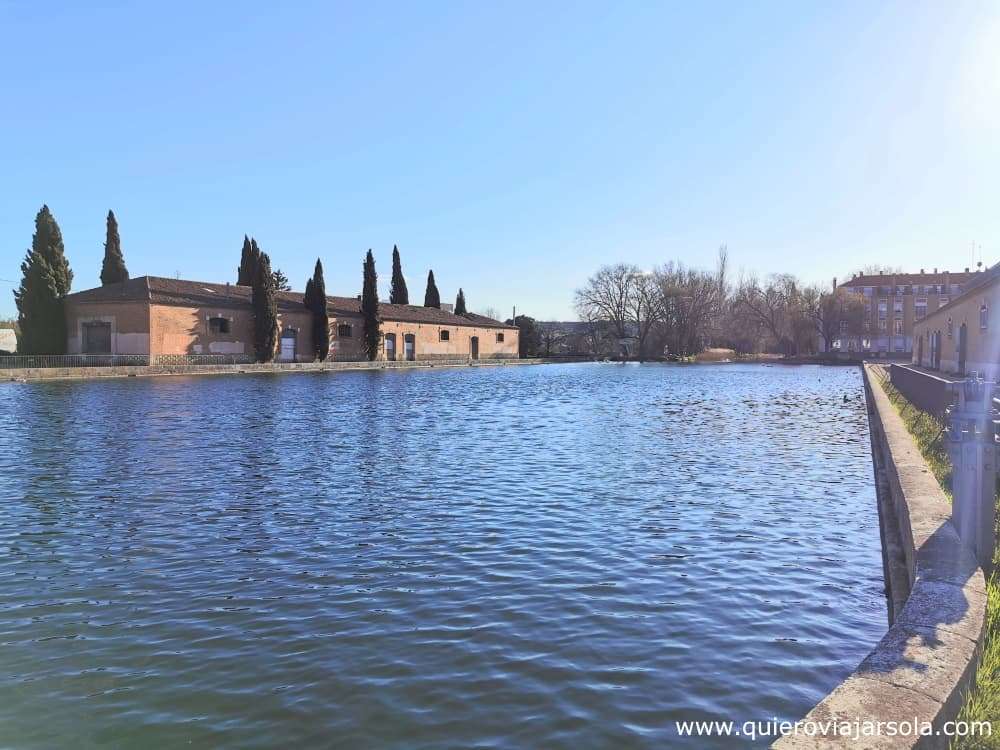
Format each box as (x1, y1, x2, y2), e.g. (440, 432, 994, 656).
(1, 0, 998, 320)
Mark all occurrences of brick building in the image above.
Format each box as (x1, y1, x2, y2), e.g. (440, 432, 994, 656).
(832, 268, 978, 355)
(912, 263, 1000, 378)
(64, 276, 519, 362)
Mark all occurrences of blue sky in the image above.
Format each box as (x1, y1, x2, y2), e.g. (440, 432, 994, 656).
(1, 0, 998, 320)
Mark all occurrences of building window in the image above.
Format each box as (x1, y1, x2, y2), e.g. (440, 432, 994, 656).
(981, 304, 989, 330)
(915, 298, 927, 320)
(337, 323, 353, 337)
(947, 318, 953, 338)
(839, 319, 848, 333)
(496, 332, 505, 343)
(208, 317, 231, 334)
(878, 300, 887, 319)
(894, 320, 903, 335)
(439, 329, 450, 342)
(878, 319, 887, 331)
(863, 320, 871, 331)
(940, 296, 949, 306)
(894, 298, 903, 318)
(862, 337, 871, 350)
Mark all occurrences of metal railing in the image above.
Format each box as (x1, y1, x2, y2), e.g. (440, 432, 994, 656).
(150, 354, 256, 366)
(888, 363, 954, 419)
(0, 353, 260, 369)
(0, 354, 151, 369)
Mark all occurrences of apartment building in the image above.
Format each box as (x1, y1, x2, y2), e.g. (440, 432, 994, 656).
(833, 268, 978, 355)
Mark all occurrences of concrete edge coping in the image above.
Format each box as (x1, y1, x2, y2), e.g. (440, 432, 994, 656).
(0, 357, 595, 383)
(893, 363, 965, 385)
(772, 365, 986, 749)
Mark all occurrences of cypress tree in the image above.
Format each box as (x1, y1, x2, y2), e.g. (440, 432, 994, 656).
(237, 236, 260, 286)
(423, 269, 440, 308)
(237, 235, 253, 285)
(390, 245, 409, 305)
(14, 205, 73, 354)
(309, 258, 330, 360)
(252, 251, 279, 362)
(304, 278, 315, 313)
(361, 250, 381, 361)
(100, 210, 129, 285)
(455, 288, 467, 315)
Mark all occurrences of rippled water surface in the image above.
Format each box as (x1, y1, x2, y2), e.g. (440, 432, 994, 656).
(0, 363, 884, 748)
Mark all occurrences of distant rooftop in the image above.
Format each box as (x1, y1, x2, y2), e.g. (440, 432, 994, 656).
(840, 268, 979, 288)
(66, 276, 516, 330)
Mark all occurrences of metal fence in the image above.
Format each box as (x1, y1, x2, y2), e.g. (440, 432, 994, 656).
(0, 353, 262, 369)
(889, 364, 956, 420)
(0, 354, 151, 369)
(150, 354, 256, 366)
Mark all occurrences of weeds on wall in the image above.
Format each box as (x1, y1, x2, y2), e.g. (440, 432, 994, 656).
(881, 379, 952, 500)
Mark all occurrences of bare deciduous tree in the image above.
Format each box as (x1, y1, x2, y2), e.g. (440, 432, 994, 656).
(732, 273, 804, 355)
(804, 286, 866, 351)
(575, 264, 665, 360)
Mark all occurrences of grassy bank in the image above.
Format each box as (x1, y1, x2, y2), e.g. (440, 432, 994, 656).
(877, 374, 998, 748)
(881, 380, 952, 499)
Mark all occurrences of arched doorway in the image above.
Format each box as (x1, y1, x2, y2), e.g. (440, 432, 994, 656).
(385, 333, 396, 361)
(404, 333, 416, 361)
(958, 323, 967, 375)
(470, 336, 479, 360)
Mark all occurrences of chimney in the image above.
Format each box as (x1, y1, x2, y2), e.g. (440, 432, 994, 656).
(934, 267, 938, 274)
(920, 268, 925, 274)
(879, 270, 884, 275)
(965, 267, 970, 273)
(832, 276, 838, 291)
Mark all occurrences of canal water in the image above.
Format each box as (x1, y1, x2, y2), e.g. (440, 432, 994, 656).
(0, 363, 884, 748)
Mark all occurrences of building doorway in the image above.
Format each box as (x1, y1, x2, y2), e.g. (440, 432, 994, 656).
(470, 336, 479, 360)
(958, 323, 967, 375)
(404, 333, 415, 361)
(279, 329, 297, 362)
(82, 322, 112, 354)
(385, 333, 396, 361)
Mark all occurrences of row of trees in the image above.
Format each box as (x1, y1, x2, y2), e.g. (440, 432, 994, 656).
(16, 207, 131, 354)
(574, 248, 867, 360)
(10, 201, 484, 358)
(235, 240, 478, 363)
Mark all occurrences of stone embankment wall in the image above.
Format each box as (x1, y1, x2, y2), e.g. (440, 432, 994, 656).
(0, 357, 585, 383)
(774, 365, 986, 748)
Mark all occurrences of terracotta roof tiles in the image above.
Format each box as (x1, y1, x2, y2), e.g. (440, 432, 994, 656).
(66, 276, 516, 330)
